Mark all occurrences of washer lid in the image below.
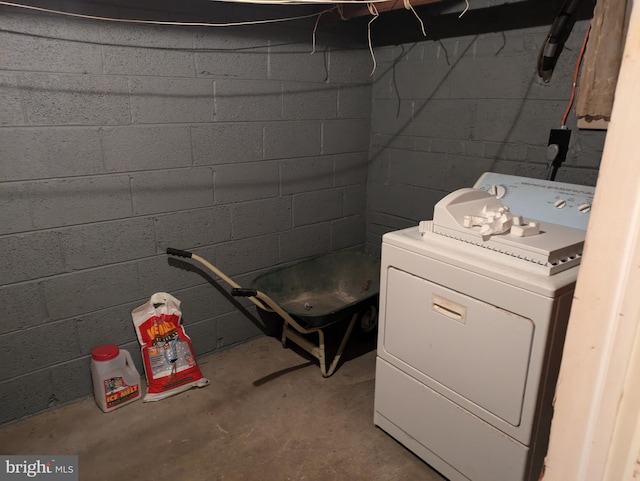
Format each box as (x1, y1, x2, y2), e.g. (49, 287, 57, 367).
(420, 188, 586, 275)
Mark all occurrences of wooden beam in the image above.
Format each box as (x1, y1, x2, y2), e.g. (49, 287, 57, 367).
(328, 0, 443, 20)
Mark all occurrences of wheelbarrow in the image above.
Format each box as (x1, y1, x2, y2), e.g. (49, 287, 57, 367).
(166, 248, 380, 377)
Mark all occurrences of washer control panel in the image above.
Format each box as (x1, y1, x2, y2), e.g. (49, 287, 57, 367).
(474, 172, 595, 231)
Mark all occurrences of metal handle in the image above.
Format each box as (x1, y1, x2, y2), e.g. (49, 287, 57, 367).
(432, 295, 467, 323)
(231, 288, 258, 297)
(166, 248, 193, 258)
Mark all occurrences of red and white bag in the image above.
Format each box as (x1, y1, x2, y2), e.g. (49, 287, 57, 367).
(131, 292, 209, 402)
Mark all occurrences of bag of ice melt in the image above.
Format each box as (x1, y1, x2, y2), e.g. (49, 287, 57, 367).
(131, 292, 209, 402)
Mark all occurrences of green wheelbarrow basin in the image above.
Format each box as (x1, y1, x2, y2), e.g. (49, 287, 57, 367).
(252, 251, 381, 329)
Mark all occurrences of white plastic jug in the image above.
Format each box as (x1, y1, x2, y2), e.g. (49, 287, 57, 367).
(91, 344, 141, 412)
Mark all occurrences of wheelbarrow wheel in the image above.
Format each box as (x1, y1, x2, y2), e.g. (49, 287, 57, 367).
(359, 305, 378, 334)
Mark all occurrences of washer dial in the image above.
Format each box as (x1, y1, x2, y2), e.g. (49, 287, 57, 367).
(487, 184, 507, 199)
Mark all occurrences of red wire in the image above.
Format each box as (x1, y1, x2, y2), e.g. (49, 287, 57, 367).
(561, 24, 591, 127)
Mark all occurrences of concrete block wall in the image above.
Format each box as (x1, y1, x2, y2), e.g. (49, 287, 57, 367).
(366, 20, 607, 255)
(0, 3, 372, 424)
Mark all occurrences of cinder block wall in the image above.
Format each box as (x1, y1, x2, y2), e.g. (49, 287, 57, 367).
(0, 2, 372, 424)
(366, 20, 607, 254)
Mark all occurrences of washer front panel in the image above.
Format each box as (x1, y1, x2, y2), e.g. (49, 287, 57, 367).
(384, 266, 534, 426)
(376, 236, 574, 445)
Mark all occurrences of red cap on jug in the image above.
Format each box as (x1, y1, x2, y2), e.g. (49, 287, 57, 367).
(92, 344, 120, 361)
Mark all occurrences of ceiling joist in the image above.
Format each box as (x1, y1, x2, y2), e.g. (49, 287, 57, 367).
(335, 0, 443, 19)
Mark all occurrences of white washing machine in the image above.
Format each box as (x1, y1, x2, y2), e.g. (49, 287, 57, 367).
(374, 173, 595, 481)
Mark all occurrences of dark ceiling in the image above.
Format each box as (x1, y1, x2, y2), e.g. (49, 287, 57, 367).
(327, 0, 596, 47)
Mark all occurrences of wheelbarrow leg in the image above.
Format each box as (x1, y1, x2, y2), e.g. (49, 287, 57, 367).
(317, 329, 328, 377)
(279, 311, 358, 377)
(281, 321, 328, 375)
(281, 321, 288, 348)
(324, 312, 359, 378)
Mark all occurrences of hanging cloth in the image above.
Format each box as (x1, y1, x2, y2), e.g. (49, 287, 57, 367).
(575, 0, 630, 123)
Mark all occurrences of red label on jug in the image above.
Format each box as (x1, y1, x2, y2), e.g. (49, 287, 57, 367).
(103, 376, 140, 409)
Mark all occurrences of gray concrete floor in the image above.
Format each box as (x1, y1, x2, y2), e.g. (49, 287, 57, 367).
(0, 333, 445, 480)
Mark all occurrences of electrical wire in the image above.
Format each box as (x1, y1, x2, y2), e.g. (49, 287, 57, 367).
(204, 0, 396, 3)
(403, 0, 426, 37)
(561, 23, 590, 127)
(336, 4, 348, 20)
(458, 0, 469, 18)
(0, 0, 444, 78)
(0, 27, 377, 56)
(311, 7, 323, 53)
(366, 2, 379, 76)
(0, 1, 337, 27)
(0, 27, 300, 52)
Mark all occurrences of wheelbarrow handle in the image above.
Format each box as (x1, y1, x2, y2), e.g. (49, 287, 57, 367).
(166, 247, 193, 258)
(231, 288, 258, 297)
(165, 249, 277, 316)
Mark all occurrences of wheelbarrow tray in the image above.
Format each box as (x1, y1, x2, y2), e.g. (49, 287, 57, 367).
(166, 247, 380, 376)
(251, 251, 380, 329)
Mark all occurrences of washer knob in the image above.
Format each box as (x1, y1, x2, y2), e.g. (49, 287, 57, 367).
(487, 184, 507, 199)
(554, 199, 567, 209)
(578, 203, 592, 214)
